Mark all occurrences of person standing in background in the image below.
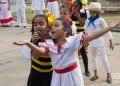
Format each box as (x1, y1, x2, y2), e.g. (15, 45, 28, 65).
(15, 0, 27, 28)
(46, 0, 60, 18)
(84, 2, 114, 83)
(31, 0, 45, 16)
(71, 0, 90, 77)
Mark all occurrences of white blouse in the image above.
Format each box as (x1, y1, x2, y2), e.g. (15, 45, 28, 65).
(38, 33, 83, 69)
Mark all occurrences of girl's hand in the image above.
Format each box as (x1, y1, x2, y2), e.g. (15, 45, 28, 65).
(109, 42, 114, 50)
(32, 32, 41, 41)
(74, 10, 80, 17)
(108, 20, 120, 30)
(109, 40, 114, 50)
(13, 40, 29, 46)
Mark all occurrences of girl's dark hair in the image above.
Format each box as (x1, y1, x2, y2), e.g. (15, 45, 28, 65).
(60, 4, 72, 12)
(56, 18, 72, 37)
(73, 0, 87, 18)
(73, 0, 82, 9)
(31, 14, 48, 34)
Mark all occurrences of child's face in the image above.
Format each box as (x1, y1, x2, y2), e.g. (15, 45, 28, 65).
(34, 17, 48, 37)
(60, 8, 71, 21)
(89, 10, 99, 17)
(61, 0, 66, 3)
(72, 2, 81, 11)
(50, 20, 66, 39)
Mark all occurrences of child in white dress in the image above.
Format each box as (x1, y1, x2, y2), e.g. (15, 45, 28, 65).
(0, 0, 15, 26)
(13, 18, 120, 86)
(60, 4, 77, 35)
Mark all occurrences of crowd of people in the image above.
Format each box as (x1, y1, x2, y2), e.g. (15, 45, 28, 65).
(1, 0, 120, 86)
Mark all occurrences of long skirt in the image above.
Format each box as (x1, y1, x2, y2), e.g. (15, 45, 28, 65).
(0, 3, 15, 26)
(51, 66, 84, 86)
(47, 1, 60, 18)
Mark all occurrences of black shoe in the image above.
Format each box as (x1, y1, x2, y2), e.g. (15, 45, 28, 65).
(85, 71, 90, 77)
(15, 25, 20, 27)
(107, 77, 112, 84)
(90, 76, 98, 81)
(23, 26, 26, 28)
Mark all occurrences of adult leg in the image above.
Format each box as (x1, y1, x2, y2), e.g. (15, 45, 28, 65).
(16, 8, 21, 26)
(21, 8, 27, 27)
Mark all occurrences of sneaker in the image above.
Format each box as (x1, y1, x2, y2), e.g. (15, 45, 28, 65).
(23, 26, 26, 28)
(90, 76, 98, 81)
(2, 25, 10, 27)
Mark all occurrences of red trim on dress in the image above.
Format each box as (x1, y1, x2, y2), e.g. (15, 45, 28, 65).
(55, 43, 63, 54)
(48, 0, 56, 2)
(0, 17, 15, 24)
(69, 19, 73, 26)
(54, 62, 77, 74)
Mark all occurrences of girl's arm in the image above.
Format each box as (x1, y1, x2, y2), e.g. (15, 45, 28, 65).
(31, 32, 43, 59)
(74, 10, 85, 26)
(83, 20, 120, 44)
(13, 40, 47, 55)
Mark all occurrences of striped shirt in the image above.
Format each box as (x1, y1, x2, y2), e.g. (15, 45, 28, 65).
(31, 39, 53, 73)
(71, 12, 87, 34)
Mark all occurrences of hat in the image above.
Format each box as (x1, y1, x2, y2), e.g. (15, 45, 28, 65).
(88, 2, 104, 13)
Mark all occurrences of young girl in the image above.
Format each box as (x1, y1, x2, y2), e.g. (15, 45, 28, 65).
(13, 18, 120, 86)
(27, 15, 53, 86)
(31, 0, 45, 16)
(15, 0, 26, 27)
(46, 0, 60, 18)
(0, 0, 15, 27)
(60, 4, 76, 35)
(84, 2, 114, 83)
(71, 0, 90, 77)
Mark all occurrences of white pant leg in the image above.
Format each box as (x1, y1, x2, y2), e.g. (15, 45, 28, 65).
(21, 8, 26, 26)
(89, 47, 99, 70)
(98, 47, 111, 73)
(16, 8, 21, 26)
(33, 10, 43, 16)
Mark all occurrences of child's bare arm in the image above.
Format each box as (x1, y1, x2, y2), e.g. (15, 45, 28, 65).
(13, 40, 47, 55)
(83, 20, 120, 44)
